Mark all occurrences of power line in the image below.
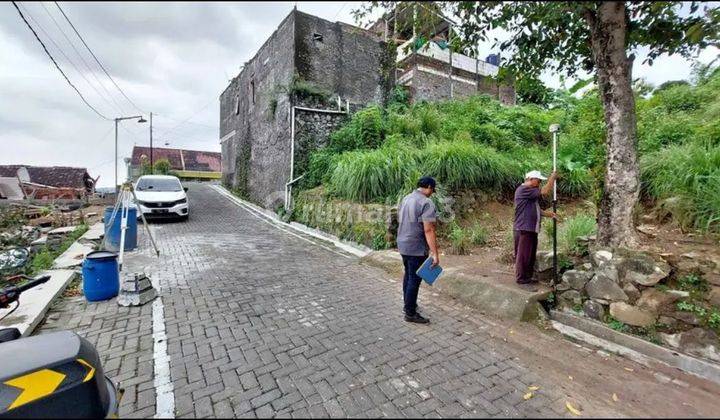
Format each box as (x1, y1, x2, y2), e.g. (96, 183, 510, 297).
(11, 1, 110, 120)
(153, 114, 218, 130)
(54, 1, 145, 114)
(38, 2, 128, 115)
(154, 98, 216, 139)
(19, 3, 116, 117)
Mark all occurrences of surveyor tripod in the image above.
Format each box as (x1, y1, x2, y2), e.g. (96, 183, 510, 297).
(104, 182, 160, 270)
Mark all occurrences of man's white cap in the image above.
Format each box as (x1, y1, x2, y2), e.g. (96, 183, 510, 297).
(525, 170, 547, 180)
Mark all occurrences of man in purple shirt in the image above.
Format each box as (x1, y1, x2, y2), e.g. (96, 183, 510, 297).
(513, 170, 558, 290)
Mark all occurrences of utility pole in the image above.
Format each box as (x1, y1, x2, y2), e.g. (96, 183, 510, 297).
(149, 112, 153, 170)
(114, 119, 118, 194)
(114, 115, 147, 193)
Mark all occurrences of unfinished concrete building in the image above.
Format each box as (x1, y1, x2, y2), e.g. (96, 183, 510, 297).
(369, 3, 516, 105)
(220, 7, 516, 210)
(219, 9, 394, 209)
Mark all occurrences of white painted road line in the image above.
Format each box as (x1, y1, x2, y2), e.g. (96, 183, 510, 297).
(152, 297, 175, 418)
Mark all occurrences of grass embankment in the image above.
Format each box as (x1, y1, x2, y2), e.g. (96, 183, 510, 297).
(294, 66, 720, 246)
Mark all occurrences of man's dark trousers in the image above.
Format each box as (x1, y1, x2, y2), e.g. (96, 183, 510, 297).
(514, 230, 538, 283)
(401, 255, 426, 315)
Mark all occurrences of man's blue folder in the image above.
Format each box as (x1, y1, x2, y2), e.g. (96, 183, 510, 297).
(416, 256, 443, 285)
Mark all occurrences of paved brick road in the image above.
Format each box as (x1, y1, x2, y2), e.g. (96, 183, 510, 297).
(38, 184, 720, 418)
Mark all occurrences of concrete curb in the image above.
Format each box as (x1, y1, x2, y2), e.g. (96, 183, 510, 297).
(363, 250, 552, 321)
(550, 309, 720, 385)
(0, 270, 76, 337)
(211, 185, 372, 258)
(0, 223, 103, 336)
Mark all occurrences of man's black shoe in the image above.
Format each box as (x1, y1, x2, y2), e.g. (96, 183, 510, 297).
(405, 313, 430, 324)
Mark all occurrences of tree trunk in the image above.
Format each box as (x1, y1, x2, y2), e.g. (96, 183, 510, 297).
(585, 2, 639, 248)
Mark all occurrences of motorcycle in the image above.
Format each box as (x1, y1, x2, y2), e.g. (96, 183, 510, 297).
(0, 274, 120, 418)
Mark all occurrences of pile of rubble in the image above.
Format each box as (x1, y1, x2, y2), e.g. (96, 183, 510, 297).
(0, 203, 103, 279)
(539, 246, 720, 363)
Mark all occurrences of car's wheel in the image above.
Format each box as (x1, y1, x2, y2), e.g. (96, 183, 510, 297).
(180, 214, 189, 222)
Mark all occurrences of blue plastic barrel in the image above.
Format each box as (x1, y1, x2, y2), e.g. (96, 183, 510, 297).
(103, 206, 137, 251)
(82, 250, 120, 302)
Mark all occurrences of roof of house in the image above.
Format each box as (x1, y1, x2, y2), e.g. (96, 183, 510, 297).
(0, 165, 93, 189)
(130, 146, 221, 172)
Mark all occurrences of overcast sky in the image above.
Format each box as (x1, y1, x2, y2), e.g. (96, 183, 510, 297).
(1, 2, 717, 187)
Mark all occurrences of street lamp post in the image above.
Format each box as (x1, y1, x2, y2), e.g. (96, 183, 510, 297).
(115, 115, 146, 193)
(149, 112, 153, 169)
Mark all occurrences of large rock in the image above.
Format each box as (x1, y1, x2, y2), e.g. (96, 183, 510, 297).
(622, 283, 641, 303)
(583, 300, 605, 321)
(609, 302, 656, 327)
(676, 252, 717, 277)
(708, 287, 720, 308)
(585, 274, 628, 302)
(535, 251, 555, 272)
(591, 250, 613, 267)
(668, 310, 701, 326)
(659, 328, 720, 363)
(657, 315, 678, 328)
(596, 263, 619, 283)
(559, 290, 583, 308)
(562, 270, 592, 291)
(615, 250, 671, 287)
(636, 289, 680, 313)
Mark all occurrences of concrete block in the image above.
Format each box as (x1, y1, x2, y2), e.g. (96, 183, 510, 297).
(52, 242, 94, 269)
(362, 250, 551, 322)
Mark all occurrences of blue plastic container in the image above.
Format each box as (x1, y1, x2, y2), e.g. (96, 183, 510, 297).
(82, 250, 120, 302)
(103, 206, 137, 251)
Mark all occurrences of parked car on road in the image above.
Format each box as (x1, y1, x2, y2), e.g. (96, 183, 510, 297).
(134, 175, 189, 220)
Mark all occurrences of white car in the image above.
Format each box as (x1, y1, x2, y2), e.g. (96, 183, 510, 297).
(134, 175, 189, 220)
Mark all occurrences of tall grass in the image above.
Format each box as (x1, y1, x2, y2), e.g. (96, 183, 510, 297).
(328, 147, 419, 203)
(421, 141, 518, 192)
(641, 144, 720, 231)
(544, 213, 597, 255)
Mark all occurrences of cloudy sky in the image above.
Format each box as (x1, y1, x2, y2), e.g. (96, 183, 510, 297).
(1, 2, 717, 187)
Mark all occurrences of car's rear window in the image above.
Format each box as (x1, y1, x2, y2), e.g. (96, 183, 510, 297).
(136, 178, 182, 192)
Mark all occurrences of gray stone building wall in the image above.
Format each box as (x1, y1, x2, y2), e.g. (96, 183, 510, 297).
(220, 12, 296, 207)
(294, 13, 393, 106)
(220, 10, 393, 209)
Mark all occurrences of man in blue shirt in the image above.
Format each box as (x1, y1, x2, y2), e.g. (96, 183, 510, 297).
(396, 177, 439, 324)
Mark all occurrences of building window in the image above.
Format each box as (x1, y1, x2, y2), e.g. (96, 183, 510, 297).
(251, 80, 255, 105)
(235, 95, 240, 115)
(313, 33, 323, 42)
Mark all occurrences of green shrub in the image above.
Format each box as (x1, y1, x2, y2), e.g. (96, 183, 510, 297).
(29, 249, 54, 274)
(28, 224, 88, 275)
(469, 223, 488, 246)
(300, 150, 339, 190)
(709, 310, 720, 330)
(421, 141, 517, 192)
(328, 106, 385, 152)
(545, 213, 596, 255)
(328, 147, 418, 203)
(607, 317, 630, 333)
(447, 222, 472, 255)
(289, 76, 331, 103)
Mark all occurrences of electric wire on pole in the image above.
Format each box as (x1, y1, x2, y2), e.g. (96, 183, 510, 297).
(20, 3, 117, 115)
(11, 1, 110, 120)
(54, 1, 145, 114)
(38, 1, 128, 115)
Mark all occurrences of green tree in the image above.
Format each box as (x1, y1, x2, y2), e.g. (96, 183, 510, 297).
(355, 1, 719, 247)
(154, 159, 171, 175)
